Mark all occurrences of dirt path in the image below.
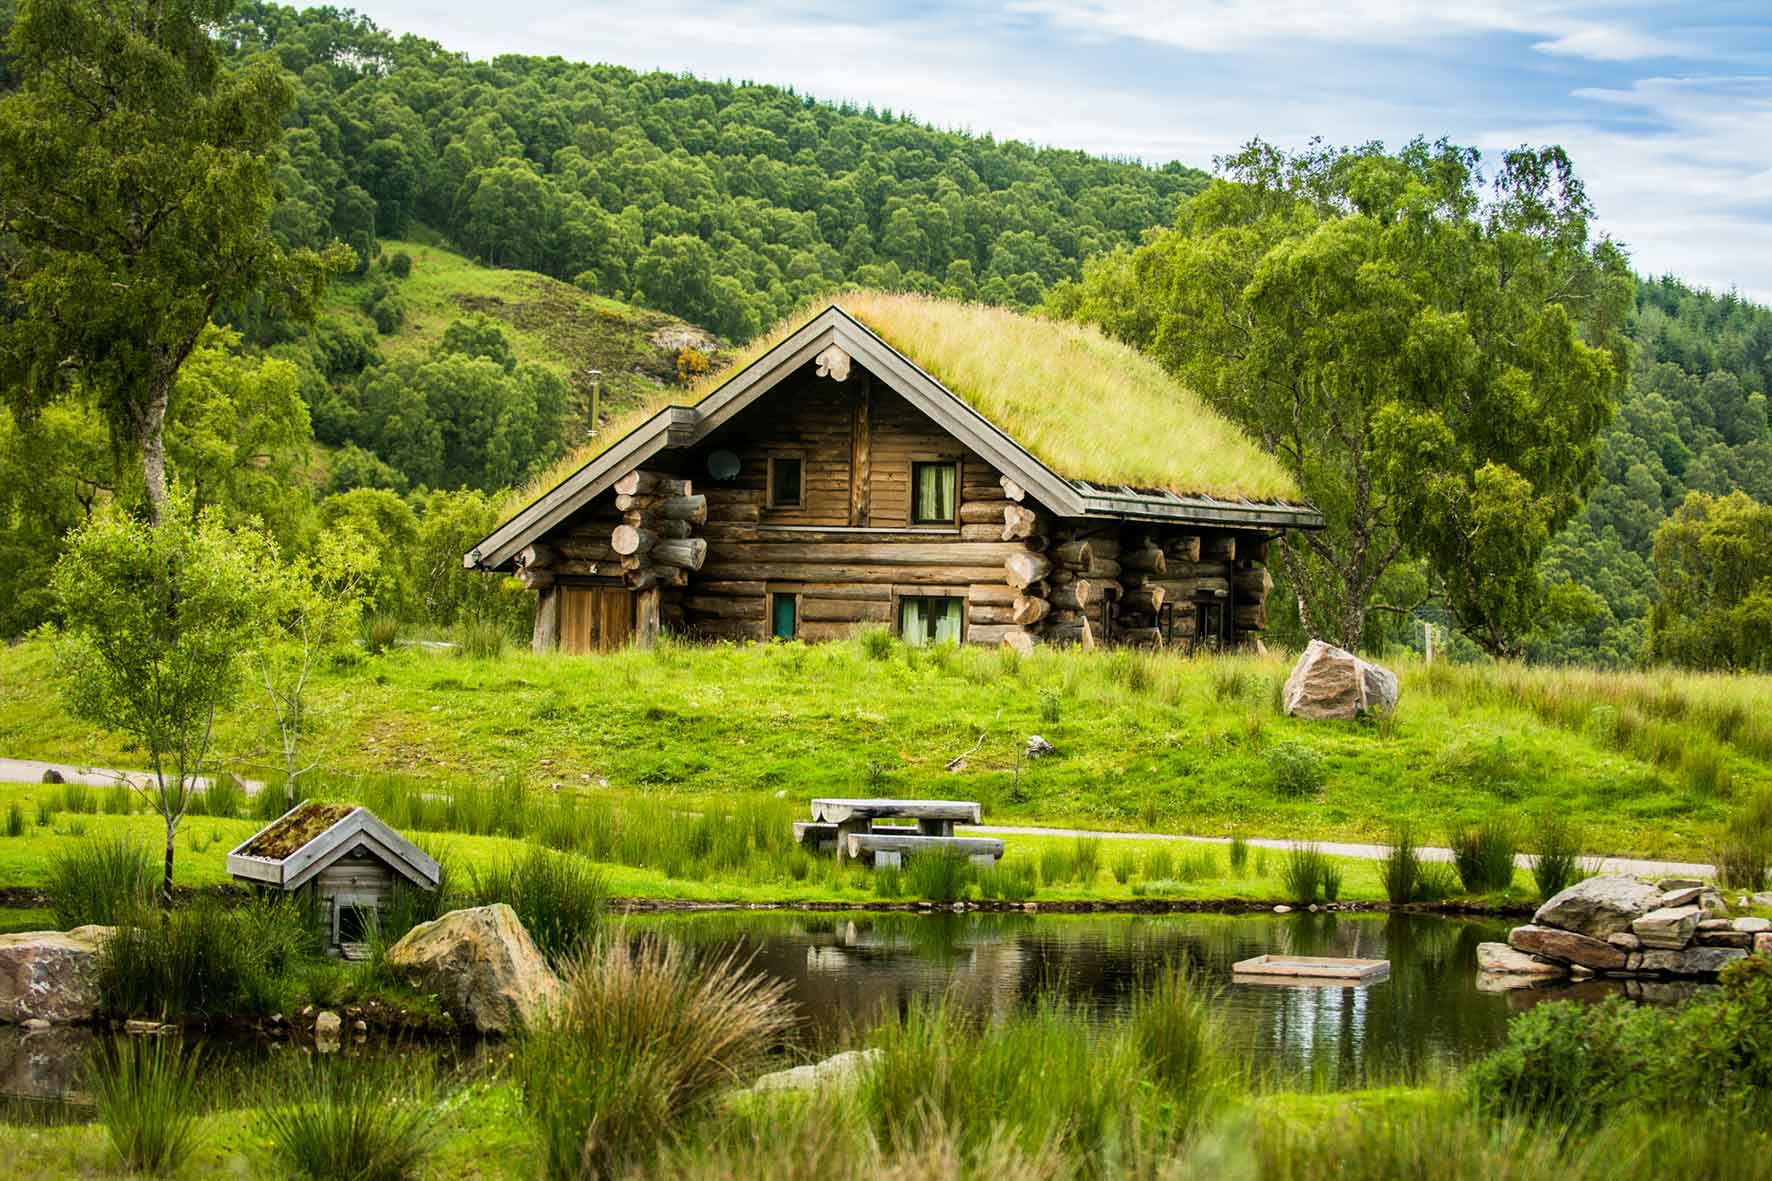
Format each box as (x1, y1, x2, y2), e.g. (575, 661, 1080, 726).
(0, 756, 1714, 879)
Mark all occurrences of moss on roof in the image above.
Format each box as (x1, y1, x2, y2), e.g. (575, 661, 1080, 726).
(241, 801, 357, 860)
(499, 292, 1299, 523)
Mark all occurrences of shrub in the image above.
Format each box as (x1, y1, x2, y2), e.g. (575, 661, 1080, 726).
(1380, 825, 1421, 904)
(1280, 844, 1327, 903)
(50, 836, 155, 927)
(97, 901, 306, 1019)
(518, 936, 795, 1179)
(1531, 816, 1586, 900)
(385, 251, 413, 279)
(470, 847, 607, 966)
(89, 1037, 204, 1174)
(1267, 741, 1326, 798)
(255, 1058, 443, 1181)
(456, 615, 508, 660)
(1448, 817, 1517, 894)
(858, 626, 894, 660)
(362, 612, 402, 654)
(1038, 688, 1062, 725)
(904, 852, 973, 903)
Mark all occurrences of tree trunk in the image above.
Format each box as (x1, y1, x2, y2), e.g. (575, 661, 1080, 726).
(162, 811, 176, 904)
(137, 379, 172, 528)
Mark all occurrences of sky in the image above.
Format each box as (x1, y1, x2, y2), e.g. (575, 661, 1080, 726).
(353, 0, 1772, 303)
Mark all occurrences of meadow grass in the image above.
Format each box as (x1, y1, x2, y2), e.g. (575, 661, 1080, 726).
(2, 635, 1756, 861)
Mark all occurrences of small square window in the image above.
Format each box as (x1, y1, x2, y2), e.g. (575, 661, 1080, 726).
(769, 457, 802, 507)
(911, 461, 957, 524)
(899, 596, 963, 645)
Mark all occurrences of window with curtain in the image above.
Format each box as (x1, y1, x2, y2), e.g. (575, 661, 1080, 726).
(911, 461, 957, 524)
(898, 596, 963, 645)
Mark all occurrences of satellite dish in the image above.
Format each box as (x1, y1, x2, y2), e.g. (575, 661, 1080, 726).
(707, 450, 741, 481)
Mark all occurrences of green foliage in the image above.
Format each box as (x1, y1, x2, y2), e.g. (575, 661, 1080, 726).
(1130, 960, 1222, 1100)
(1447, 817, 1517, 894)
(1267, 741, 1326, 799)
(3, 800, 22, 837)
(1280, 844, 1329, 903)
(1227, 837, 1248, 875)
(1649, 491, 1772, 670)
(96, 897, 323, 1020)
(51, 497, 274, 896)
(254, 1058, 444, 1181)
(1056, 139, 1631, 654)
(89, 1037, 205, 1175)
(469, 847, 608, 966)
(455, 615, 509, 660)
(902, 852, 971, 903)
(49, 837, 154, 928)
(517, 936, 794, 1179)
(1530, 817, 1587, 900)
(1713, 789, 1772, 891)
(1379, 825, 1421, 904)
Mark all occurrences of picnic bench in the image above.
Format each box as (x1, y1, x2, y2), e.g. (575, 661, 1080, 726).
(793, 798, 1003, 868)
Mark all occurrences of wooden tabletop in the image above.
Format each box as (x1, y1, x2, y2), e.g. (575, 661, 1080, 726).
(810, 798, 982, 824)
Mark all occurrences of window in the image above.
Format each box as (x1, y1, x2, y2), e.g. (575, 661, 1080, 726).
(769, 592, 799, 641)
(911, 461, 958, 524)
(768, 456, 802, 507)
(899, 596, 963, 645)
(332, 897, 379, 946)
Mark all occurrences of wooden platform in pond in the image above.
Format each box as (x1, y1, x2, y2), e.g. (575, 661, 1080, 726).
(1231, 955, 1391, 985)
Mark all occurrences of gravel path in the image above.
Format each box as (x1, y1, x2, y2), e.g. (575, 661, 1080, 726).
(0, 756, 1713, 879)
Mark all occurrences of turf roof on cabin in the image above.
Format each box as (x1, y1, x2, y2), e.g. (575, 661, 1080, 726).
(240, 801, 358, 860)
(501, 292, 1301, 523)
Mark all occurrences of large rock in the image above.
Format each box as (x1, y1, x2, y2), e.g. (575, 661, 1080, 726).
(1507, 925, 1629, 971)
(1638, 947, 1747, 976)
(1281, 640, 1399, 720)
(1632, 906, 1701, 950)
(1533, 877, 1662, 939)
(385, 905, 562, 1035)
(0, 927, 114, 1024)
(748, 1049, 881, 1095)
(1476, 942, 1566, 978)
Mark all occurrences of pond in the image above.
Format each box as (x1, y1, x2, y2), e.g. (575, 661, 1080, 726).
(0, 909, 1700, 1121)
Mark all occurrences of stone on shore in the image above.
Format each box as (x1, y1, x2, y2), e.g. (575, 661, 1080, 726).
(1658, 886, 1703, 908)
(385, 904, 562, 1036)
(1606, 932, 1641, 951)
(1281, 640, 1399, 720)
(0, 928, 115, 1025)
(1733, 917, 1770, 934)
(1631, 905, 1701, 950)
(1476, 943, 1566, 978)
(1637, 947, 1747, 976)
(1507, 925, 1629, 971)
(1533, 877, 1662, 940)
(1757, 933, 1772, 956)
(1657, 877, 1702, 892)
(747, 1049, 881, 1095)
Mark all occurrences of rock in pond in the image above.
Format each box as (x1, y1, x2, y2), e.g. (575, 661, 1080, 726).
(1506, 925, 1628, 971)
(385, 904, 562, 1036)
(1632, 905, 1701, 950)
(1281, 639, 1399, 720)
(1533, 877, 1662, 940)
(0, 927, 114, 1025)
(1476, 943, 1566, 979)
(1637, 947, 1747, 976)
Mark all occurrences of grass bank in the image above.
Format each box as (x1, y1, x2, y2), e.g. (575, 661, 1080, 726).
(3, 635, 1767, 861)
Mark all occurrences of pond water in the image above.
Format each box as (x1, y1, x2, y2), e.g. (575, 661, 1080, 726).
(0, 909, 1699, 1122)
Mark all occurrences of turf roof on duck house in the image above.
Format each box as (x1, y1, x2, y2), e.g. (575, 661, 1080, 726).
(468, 294, 1320, 573)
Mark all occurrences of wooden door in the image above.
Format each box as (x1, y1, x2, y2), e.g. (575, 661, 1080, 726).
(559, 585, 634, 653)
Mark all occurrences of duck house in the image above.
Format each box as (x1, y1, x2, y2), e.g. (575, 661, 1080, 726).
(227, 801, 441, 957)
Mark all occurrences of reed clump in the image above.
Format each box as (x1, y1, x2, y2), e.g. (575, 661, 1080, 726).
(89, 1037, 205, 1175)
(255, 1058, 445, 1181)
(49, 836, 154, 928)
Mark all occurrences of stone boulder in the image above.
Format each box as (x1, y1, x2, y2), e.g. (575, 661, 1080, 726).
(747, 1049, 881, 1095)
(1632, 906, 1701, 950)
(1506, 925, 1628, 971)
(1281, 640, 1399, 720)
(385, 905, 562, 1035)
(1636, 947, 1747, 976)
(1476, 942, 1566, 978)
(0, 927, 114, 1024)
(1533, 876, 1662, 940)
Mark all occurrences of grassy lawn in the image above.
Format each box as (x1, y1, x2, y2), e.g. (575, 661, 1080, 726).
(2, 635, 1764, 865)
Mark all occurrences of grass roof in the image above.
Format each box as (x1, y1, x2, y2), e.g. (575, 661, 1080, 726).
(500, 292, 1299, 521)
(240, 801, 356, 859)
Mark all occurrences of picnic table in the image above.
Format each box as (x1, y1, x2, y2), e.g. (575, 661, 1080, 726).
(793, 798, 1003, 868)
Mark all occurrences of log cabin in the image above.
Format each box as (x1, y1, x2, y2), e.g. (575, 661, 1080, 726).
(465, 293, 1323, 654)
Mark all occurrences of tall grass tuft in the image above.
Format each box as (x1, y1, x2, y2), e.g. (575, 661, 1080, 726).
(202, 773, 245, 820)
(1130, 960, 1223, 1106)
(58, 780, 95, 814)
(3, 801, 23, 837)
(50, 836, 154, 928)
(1145, 845, 1176, 882)
(904, 852, 973, 903)
(1228, 836, 1249, 875)
(1280, 844, 1328, 903)
(518, 935, 795, 1179)
(255, 1058, 444, 1181)
(96, 900, 314, 1019)
(1531, 816, 1587, 900)
(456, 615, 509, 660)
(89, 1037, 204, 1175)
(1448, 816, 1518, 894)
(362, 611, 402, 654)
(470, 847, 607, 966)
(1380, 825, 1421, 904)
(1110, 848, 1138, 884)
(1072, 837, 1101, 883)
(1714, 789, 1772, 892)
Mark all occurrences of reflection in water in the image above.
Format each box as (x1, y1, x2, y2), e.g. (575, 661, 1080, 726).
(0, 911, 1700, 1121)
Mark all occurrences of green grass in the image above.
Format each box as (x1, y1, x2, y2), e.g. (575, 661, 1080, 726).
(330, 236, 708, 430)
(2, 636, 1758, 864)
